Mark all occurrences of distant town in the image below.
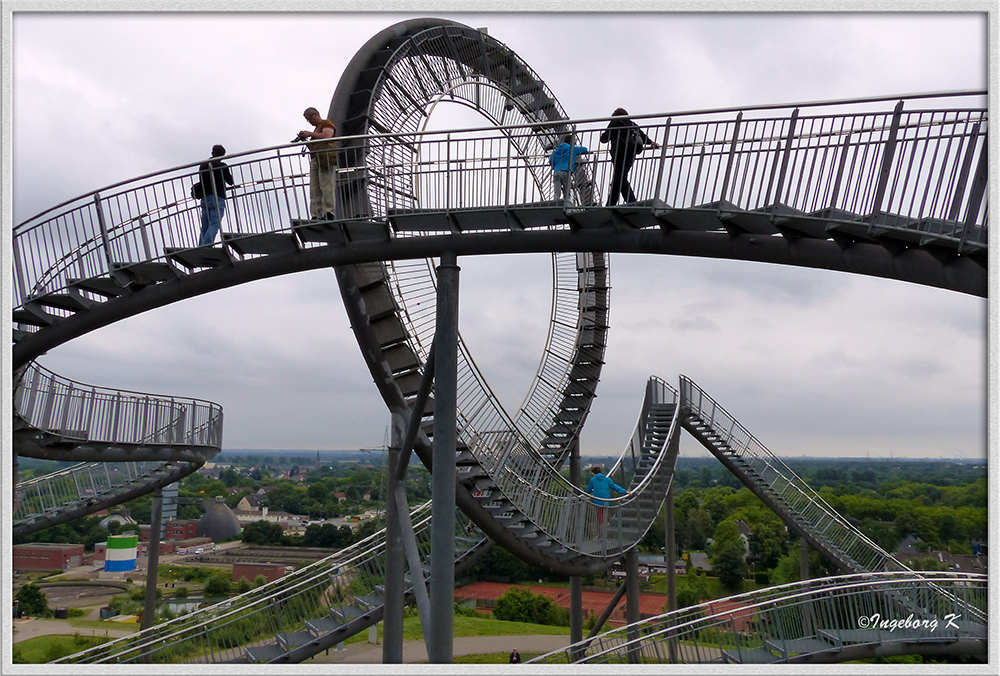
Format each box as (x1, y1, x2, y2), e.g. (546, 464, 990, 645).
(13, 452, 987, 663)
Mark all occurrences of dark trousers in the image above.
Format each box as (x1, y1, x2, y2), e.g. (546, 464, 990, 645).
(607, 149, 637, 206)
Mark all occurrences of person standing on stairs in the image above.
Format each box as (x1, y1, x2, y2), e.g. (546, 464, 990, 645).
(198, 144, 235, 247)
(297, 106, 339, 220)
(587, 465, 629, 526)
(600, 108, 659, 206)
(548, 133, 589, 205)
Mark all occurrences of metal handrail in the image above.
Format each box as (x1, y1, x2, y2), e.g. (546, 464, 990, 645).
(14, 460, 162, 521)
(13, 92, 987, 313)
(13, 362, 223, 449)
(55, 500, 486, 664)
(679, 375, 907, 574)
(529, 571, 987, 664)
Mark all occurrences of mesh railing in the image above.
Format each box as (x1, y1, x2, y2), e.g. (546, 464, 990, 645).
(679, 375, 905, 574)
(54, 501, 484, 664)
(13, 92, 986, 315)
(14, 361, 223, 449)
(529, 571, 987, 664)
(14, 460, 163, 524)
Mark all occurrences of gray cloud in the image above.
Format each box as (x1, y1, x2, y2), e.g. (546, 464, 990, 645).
(9, 11, 990, 461)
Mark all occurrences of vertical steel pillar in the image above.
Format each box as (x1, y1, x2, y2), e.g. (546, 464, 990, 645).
(428, 251, 459, 664)
(382, 415, 405, 663)
(664, 483, 678, 662)
(664, 483, 676, 611)
(141, 486, 164, 634)
(568, 438, 583, 656)
(799, 537, 810, 580)
(625, 548, 641, 664)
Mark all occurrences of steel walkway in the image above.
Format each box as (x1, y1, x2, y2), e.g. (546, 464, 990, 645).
(528, 572, 987, 664)
(12, 17, 987, 666)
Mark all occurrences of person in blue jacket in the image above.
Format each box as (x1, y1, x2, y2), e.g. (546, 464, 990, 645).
(587, 465, 629, 525)
(548, 133, 589, 205)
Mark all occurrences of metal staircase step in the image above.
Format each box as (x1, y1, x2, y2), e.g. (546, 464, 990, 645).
(244, 643, 285, 663)
(292, 218, 347, 245)
(12, 306, 57, 327)
(111, 260, 181, 285)
(722, 647, 781, 664)
(164, 246, 233, 270)
(223, 232, 301, 256)
(277, 630, 315, 650)
(28, 290, 95, 312)
(68, 275, 127, 298)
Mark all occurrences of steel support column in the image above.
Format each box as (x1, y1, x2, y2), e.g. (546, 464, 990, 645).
(625, 548, 641, 664)
(800, 536, 810, 580)
(664, 482, 678, 662)
(141, 486, 164, 635)
(382, 415, 405, 663)
(569, 437, 583, 651)
(428, 250, 459, 663)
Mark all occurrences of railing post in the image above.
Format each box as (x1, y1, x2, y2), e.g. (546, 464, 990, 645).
(653, 118, 672, 203)
(828, 131, 853, 211)
(718, 112, 743, 204)
(93, 192, 116, 273)
(959, 124, 988, 249)
(12, 236, 28, 305)
(869, 99, 904, 232)
(136, 216, 152, 261)
(769, 108, 799, 216)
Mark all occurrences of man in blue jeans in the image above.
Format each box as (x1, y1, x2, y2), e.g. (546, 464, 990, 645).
(198, 144, 235, 246)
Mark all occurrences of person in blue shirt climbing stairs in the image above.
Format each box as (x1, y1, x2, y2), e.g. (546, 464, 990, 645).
(587, 465, 629, 525)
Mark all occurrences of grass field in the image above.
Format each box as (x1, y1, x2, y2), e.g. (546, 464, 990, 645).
(11, 634, 108, 664)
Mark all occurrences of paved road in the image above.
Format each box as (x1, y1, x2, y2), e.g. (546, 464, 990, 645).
(12, 617, 136, 643)
(306, 633, 571, 663)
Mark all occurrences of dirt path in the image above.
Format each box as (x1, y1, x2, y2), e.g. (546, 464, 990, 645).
(305, 633, 571, 663)
(11, 617, 137, 643)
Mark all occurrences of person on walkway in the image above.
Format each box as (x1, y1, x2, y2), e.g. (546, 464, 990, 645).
(599, 108, 659, 206)
(198, 144, 235, 247)
(587, 465, 629, 525)
(548, 133, 589, 205)
(509, 647, 521, 663)
(297, 106, 338, 220)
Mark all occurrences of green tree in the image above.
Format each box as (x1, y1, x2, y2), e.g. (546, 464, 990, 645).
(675, 572, 709, 607)
(710, 520, 747, 591)
(685, 508, 712, 550)
(204, 572, 231, 596)
(15, 583, 49, 616)
(242, 520, 285, 546)
(220, 468, 240, 488)
(493, 586, 568, 626)
(768, 551, 801, 586)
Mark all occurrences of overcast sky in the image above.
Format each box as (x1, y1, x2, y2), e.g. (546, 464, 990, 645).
(8, 8, 992, 461)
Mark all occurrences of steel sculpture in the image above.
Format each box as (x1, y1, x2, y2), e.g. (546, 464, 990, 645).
(11, 17, 988, 666)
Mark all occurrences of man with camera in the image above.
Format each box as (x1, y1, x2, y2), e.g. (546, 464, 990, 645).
(198, 144, 235, 246)
(297, 107, 338, 220)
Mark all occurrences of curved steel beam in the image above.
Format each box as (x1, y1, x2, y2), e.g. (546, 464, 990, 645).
(13, 460, 202, 537)
(14, 224, 985, 369)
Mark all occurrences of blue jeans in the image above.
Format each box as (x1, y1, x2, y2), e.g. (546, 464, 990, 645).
(199, 195, 226, 246)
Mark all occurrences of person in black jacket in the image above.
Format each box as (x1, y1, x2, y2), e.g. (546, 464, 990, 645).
(198, 144, 235, 246)
(509, 647, 521, 663)
(600, 108, 659, 206)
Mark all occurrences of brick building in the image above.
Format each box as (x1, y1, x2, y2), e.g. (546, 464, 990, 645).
(13, 543, 85, 571)
(164, 519, 200, 540)
(233, 562, 288, 584)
